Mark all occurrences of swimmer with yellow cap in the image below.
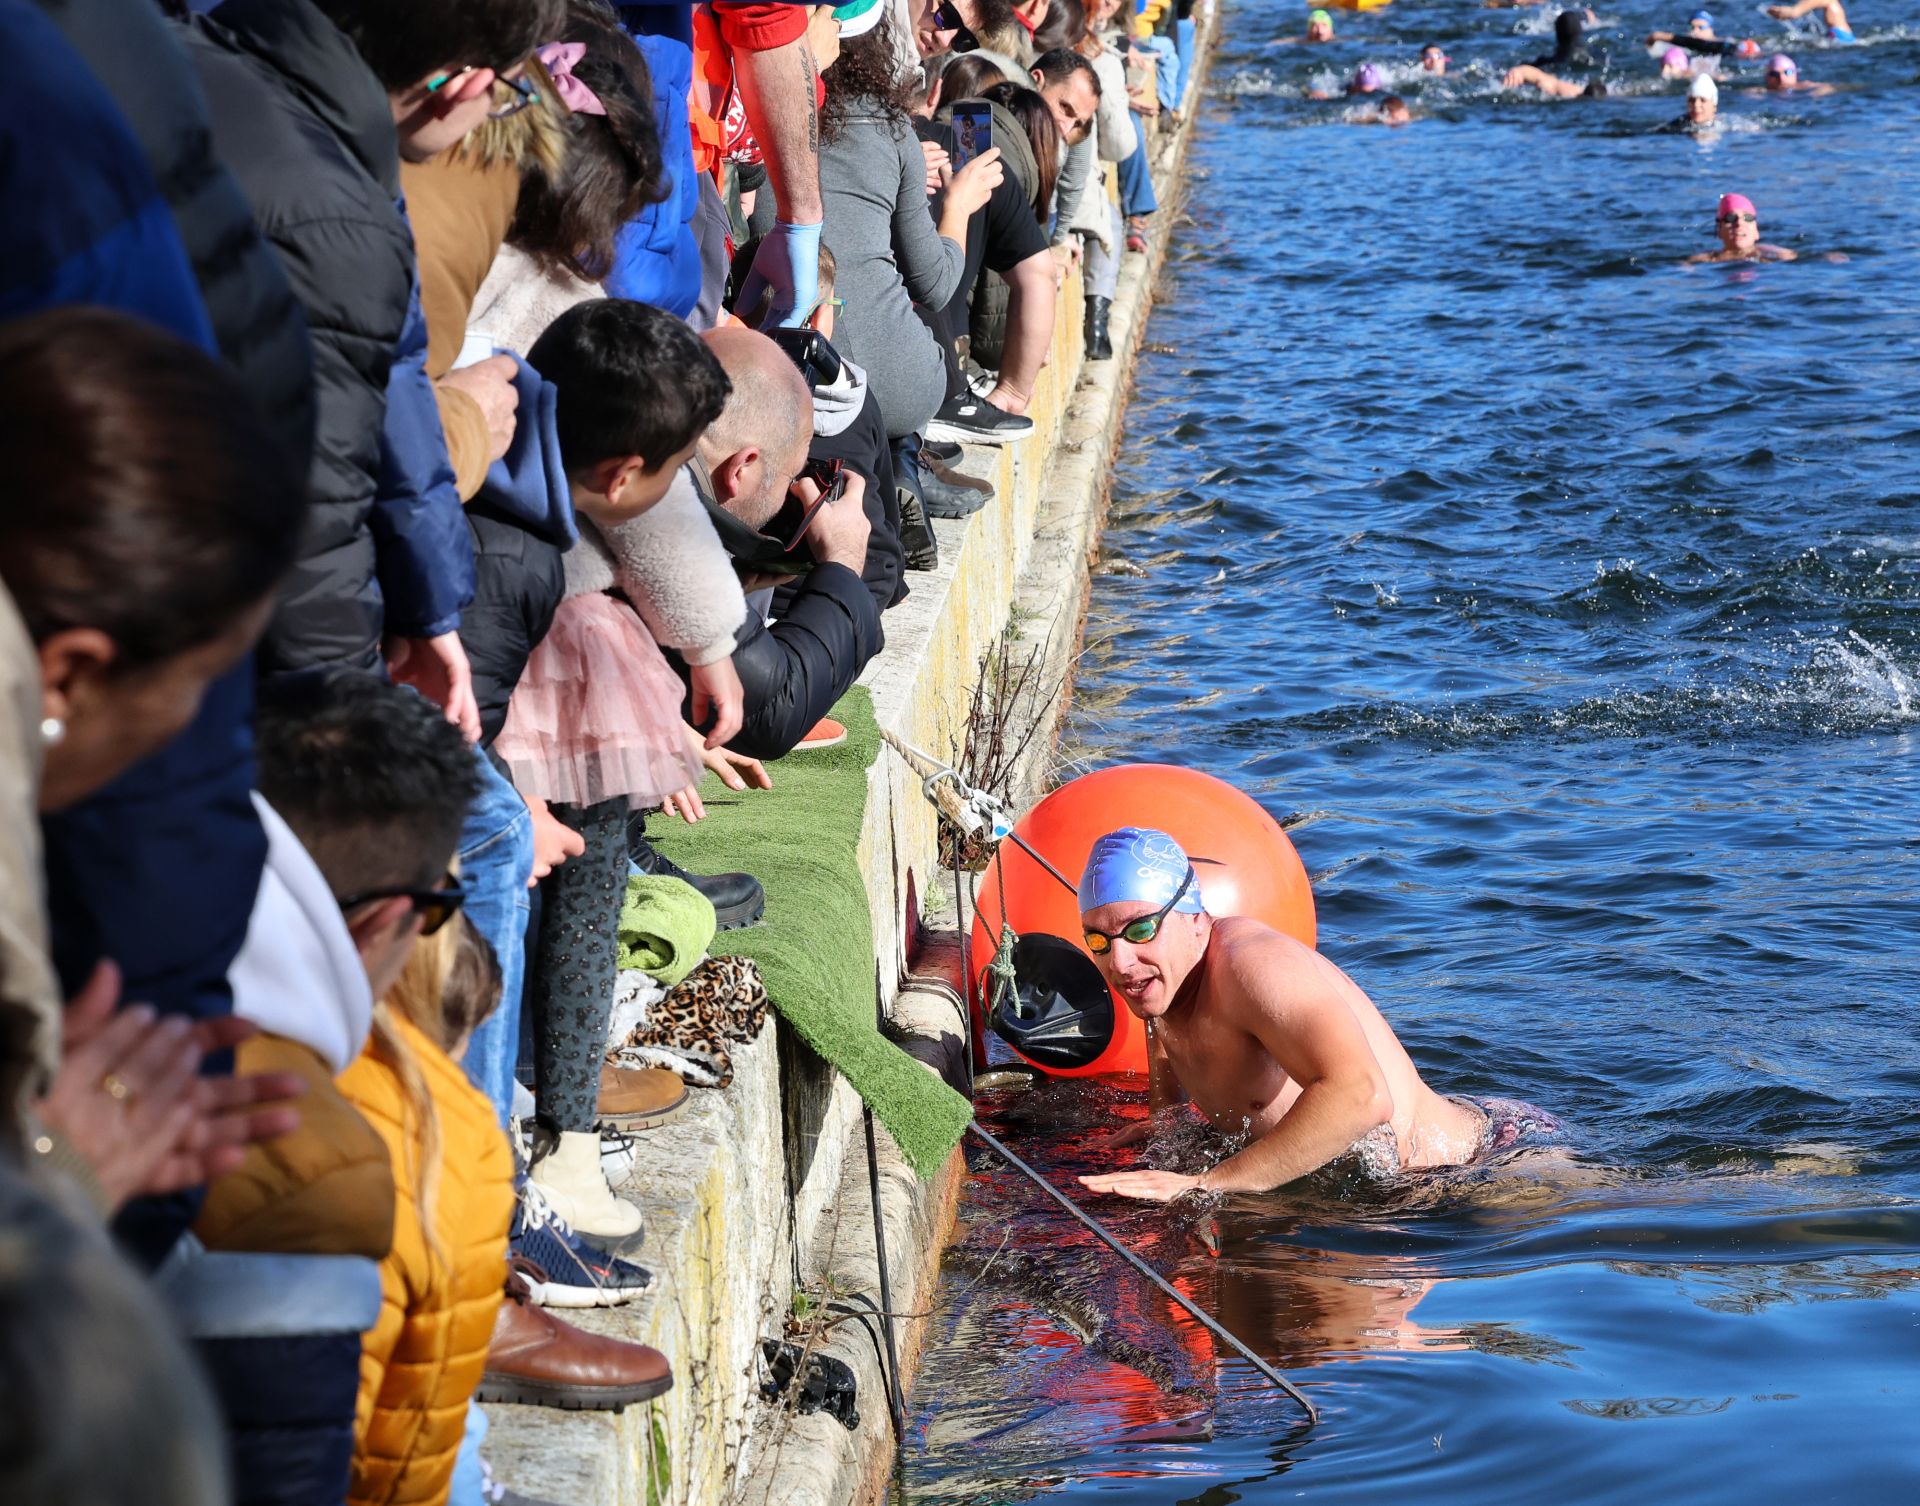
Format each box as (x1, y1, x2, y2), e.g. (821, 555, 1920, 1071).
(1074, 828, 1556, 1201)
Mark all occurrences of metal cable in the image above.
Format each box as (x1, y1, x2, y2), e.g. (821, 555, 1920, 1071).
(967, 1122, 1318, 1427)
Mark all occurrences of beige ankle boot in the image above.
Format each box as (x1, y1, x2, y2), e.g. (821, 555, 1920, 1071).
(528, 1130, 642, 1239)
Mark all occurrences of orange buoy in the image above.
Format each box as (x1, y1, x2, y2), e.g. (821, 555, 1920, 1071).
(970, 765, 1315, 1077)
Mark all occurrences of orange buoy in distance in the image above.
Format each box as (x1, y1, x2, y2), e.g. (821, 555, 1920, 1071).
(970, 765, 1315, 1077)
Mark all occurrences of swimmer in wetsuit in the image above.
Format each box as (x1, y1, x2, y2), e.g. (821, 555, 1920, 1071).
(1072, 828, 1558, 1203)
(1686, 192, 1798, 263)
(1668, 71, 1719, 129)
(1767, 0, 1855, 45)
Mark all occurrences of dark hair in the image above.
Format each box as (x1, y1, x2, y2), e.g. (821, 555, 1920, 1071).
(821, 10, 920, 144)
(980, 82, 1061, 218)
(0, 308, 301, 667)
(254, 669, 481, 899)
(937, 52, 1015, 105)
(308, 0, 566, 92)
(1031, 0, 1085, 56)
(1382, 94, 1407, 110)
(526, 299, 732, 472)
(509, 9, 666, 281)
(1031, 46, 1100, 94)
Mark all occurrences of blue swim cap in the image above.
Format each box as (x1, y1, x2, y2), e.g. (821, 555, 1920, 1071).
(1078, 828, 1207, 916)
(1689, 9, 1712, 24)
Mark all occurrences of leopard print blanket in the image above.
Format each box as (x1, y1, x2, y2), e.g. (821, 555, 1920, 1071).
(606, 954, 769, 1088)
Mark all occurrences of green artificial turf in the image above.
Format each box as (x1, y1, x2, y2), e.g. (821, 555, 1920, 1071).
(652, 687, 973, 1177)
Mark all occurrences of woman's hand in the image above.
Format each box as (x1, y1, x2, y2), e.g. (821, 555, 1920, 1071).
(38, 963, 304, 1210)
(940, 147, 1005, 218)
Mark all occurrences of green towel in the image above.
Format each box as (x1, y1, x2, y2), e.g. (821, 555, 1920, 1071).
(654, 688, 973, 1177)
(618, 875, 717, 989)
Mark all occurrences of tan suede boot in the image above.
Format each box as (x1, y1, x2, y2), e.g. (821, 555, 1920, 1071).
(597, 1064, 688, 1129)
(527, 1129, 642, 1238)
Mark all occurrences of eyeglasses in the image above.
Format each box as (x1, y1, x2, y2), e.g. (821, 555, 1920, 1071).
(426, 66, 542, 120)
(1717, 212, 1756, 225)
(339, 871, 467, 936)
(779, 457, 849, 551)
(1083, 867, 1195, 955)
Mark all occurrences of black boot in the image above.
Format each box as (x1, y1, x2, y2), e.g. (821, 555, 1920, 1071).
(1084, 295, 1113, 361)
(627, 815, 765, 931)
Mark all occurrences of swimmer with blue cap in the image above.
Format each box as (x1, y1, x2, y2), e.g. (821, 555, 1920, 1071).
(1076, 825, 1554, 1202)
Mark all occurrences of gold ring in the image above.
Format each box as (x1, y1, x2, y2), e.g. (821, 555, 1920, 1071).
(101, 1073, 132, 1102)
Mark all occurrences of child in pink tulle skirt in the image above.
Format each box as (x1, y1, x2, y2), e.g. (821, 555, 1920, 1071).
(494, 590, 699, 809)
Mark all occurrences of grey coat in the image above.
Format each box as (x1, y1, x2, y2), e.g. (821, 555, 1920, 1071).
(820, 99, 965, 440)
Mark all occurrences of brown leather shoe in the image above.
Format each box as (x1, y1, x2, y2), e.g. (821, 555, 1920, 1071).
(478, 1260, 673, 1410)
(597, 1063, 687, 1129)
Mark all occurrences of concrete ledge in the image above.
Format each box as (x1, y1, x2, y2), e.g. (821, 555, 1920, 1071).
(484, 21, 1215, 1500)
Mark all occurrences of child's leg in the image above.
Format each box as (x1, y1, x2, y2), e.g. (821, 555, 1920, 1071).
(530, 797, 627, 1134)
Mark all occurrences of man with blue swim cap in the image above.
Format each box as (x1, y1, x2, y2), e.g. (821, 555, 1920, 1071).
(1075, 827, 1557, 1201)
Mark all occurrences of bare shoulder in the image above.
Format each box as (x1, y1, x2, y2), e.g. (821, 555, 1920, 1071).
(1209, 917, 1321, 1008)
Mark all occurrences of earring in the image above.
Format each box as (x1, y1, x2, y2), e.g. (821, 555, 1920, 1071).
(39, 717, 64, 747)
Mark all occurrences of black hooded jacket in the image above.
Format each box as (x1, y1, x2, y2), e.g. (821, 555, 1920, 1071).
(185, 0, 416, 672)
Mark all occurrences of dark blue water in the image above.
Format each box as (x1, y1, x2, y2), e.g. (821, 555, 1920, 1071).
(900, 5, 1920, 1501)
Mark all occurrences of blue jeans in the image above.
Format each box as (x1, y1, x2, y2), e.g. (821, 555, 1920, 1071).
(450, 1401, 488, 1506)
(459, 750, 535, 1126)
(1119, 113, 1159, 219)
(1137, 35, 1181, 114)
(1176, 17, 1196, 110)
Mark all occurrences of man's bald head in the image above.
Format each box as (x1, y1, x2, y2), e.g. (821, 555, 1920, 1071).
(697, 326, 815, 527)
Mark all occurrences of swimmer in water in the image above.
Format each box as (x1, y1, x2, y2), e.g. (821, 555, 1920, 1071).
(1766, 0, 1855, 45)
(1275, 8, 1335, 45)
(1673, 71, 1719, 129)
(1686, 192, 1797, 263)
(1376, 93, 1413, 125)
(1420, 44, 1450, 76)
(1347, 62, 1384, 95)
(1686, 8, 1716, 39)
(1659, 45, 1696, 79)
(1647, 29, 1759, 66)
(1503, 63, 1611, 98)
(1072, 829, 1560, 1202)
(1756, 52, 1835, 96)
(1532, 9, 1602, 70)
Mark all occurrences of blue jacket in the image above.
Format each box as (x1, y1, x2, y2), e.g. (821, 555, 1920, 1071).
(604, 29, 704, 317)
(373, 263, 476, 641)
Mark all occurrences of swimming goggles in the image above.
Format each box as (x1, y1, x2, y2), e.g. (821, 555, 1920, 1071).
(1717, 212, 1757, 225)
(1084, 866, 1196, 955)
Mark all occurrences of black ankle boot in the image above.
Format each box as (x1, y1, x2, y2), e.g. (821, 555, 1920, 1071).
(896, 484, 940, 571)
(1084, 295, 1113, 361)
(627, 816, 765, 931)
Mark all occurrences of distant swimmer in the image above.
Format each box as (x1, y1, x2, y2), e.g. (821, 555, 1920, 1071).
(1503, 63, 1611, 98)
(1766, 0, 1856, 45)
(1420, 43, 1450, 75)
(1072, 829, 1562, 1202)
(1659, 45, 1696, 78)
(1375, 94, 1413, 125)
(1647, 29, 1762, 65)
(1669, 71, 1719, 129)
(1685, 8, 1717, 39)
(1347, 62, 1385, 94)
(1274, 8, 1336, 44)
(1756, 52, 1835, 96)
(1686, 193, 1797, 263)
(1532, 9, 1602, 70)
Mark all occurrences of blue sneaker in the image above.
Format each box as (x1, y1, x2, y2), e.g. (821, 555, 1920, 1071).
(511, 1182, 653, 1308)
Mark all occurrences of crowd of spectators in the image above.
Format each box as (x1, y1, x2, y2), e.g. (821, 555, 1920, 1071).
(0, 0, 1191, 1501)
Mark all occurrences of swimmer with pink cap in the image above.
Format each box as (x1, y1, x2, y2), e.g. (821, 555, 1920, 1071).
(1757, 51, 1834, 95)
(1685, 192, 1798, 264)
(1659, 45, 1694, 78)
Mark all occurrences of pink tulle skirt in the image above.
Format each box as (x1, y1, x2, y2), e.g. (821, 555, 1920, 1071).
(494, 592, 701, 808)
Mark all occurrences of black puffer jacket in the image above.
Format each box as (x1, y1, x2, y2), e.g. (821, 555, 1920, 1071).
(31, 0, 316, 476)
(185, 0, 415, 672)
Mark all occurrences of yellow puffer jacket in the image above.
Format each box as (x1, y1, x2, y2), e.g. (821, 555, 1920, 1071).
(339, 1013, 513, 1506)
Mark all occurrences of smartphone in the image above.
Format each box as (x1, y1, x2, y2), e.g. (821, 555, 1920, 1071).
(950, 102, 991, 172)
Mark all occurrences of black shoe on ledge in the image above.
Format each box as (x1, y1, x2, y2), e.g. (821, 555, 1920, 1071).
(628, 821, 765, 931)
(925, 392, 1033, 446)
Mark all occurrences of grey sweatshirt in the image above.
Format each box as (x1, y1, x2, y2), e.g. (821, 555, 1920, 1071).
(819, 99, 965, 440)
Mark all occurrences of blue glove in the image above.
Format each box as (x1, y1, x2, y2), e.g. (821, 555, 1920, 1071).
(738, 218, 823, 328)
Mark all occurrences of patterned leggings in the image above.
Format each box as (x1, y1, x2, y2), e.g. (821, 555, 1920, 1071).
(530, 797, 624, 1134)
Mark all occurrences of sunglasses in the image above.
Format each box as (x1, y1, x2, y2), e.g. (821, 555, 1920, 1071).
(427, 66, 542, 119)
(931, 1, 980, 53)
(339, 871, 467, 936)
(1717, 212, 1757, 225)
(779, 457, 849, 551)
(1084, 867, 1195, 956)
